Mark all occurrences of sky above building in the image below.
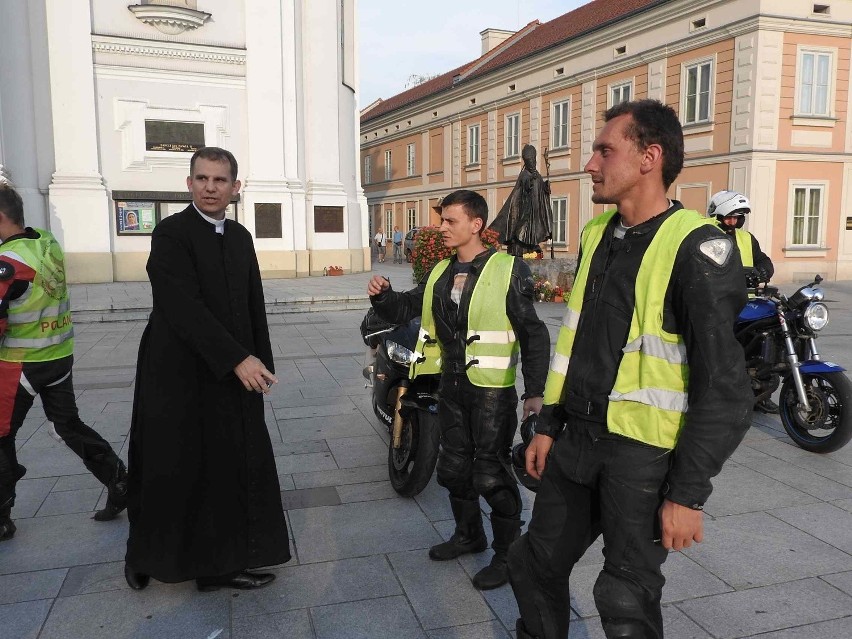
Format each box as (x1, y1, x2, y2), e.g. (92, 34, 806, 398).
(358, 0, 588, 107)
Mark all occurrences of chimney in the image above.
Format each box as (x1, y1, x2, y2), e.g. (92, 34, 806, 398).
(480, 28, 516, 55)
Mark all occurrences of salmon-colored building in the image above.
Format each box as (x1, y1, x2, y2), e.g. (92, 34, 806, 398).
(360, 0, 852, 282)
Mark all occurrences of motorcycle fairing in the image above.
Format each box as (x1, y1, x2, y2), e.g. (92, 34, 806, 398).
(799, 360, 847, 374)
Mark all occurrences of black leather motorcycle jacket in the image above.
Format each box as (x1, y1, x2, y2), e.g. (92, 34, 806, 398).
(540, 202, 753, 509)
(370, 247, 550, 398)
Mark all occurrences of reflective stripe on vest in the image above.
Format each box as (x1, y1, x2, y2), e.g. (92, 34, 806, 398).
(543, 209, 717, 449)
(542, 212, 615, 404)
(735, 229, 753, 268)
(0, 229, 74, 363)
(411, 252, 518, 387)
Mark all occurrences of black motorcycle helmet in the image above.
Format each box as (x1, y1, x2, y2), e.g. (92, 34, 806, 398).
(511, 414, 541, 493)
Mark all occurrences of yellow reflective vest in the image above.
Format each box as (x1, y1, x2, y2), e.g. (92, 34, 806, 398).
(0, 229, 74, 362)
(411, 252, 518, 387)
(544, 209, 717, 449)
(734, 228, 753, 268)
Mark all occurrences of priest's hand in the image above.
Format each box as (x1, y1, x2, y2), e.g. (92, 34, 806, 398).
(234, 355, 278, 393)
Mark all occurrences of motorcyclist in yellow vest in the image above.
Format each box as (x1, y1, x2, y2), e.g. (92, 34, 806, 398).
(708, 190, 778, 414)
(507, 101, 753, 639)
(367, 189, 550, 590)
(0, 184, 127, 542)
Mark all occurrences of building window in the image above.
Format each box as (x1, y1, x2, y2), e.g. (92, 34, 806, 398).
(363, 156, 371, 184)
(610, 80, 632, 107)
(551, 197, 567, 245)
(407, 143, 416, 176)
(384, 150, 392, 181)
(468, 124, 480, 165)
(551, 100, 569, 149)
(505, 113, 520, 158)
(682, 58, 713, 125)
(385, 209, 393, 237)
(798, 49, 833, 116)
(407, 207, 416, 231)
(791, 184, 824, 246)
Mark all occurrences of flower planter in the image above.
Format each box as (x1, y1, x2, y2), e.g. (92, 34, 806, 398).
(553, 295, 564, 303)
(324, 266, 344, 276)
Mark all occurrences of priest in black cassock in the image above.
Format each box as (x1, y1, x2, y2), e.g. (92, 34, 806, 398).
(124, 147, 290, 592)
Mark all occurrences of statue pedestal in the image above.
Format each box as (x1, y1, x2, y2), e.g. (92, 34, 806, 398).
(524, 257, 577, 291)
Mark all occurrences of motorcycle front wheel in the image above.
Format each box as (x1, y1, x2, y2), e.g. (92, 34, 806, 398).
(388, 409, 440, 497)
(779, 371, 852, 453)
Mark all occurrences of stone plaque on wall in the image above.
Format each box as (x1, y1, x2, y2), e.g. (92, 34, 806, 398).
(255, 203, 282, 238)
(314, 206, 344, 233)
(145, 120, 205, 152)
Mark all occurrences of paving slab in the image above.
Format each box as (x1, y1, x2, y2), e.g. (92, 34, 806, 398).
(769, 501, 852, 554)
(0, 599, 52, 639)
(232, 608, 314, 639)
(427, 620, 511, 639)
(389, 549, 495, 630)
(327, 434, 389, 469)
(0, 568, 67, 605)
(289, 499, 442, 564)
(38, 585, 232, 639)
(683, 511, 852, 588)
(675, 577, 852, 639)
(703, 461, 819, 516)
(310, 595, 427, 639)
(231, 555, 401, 618)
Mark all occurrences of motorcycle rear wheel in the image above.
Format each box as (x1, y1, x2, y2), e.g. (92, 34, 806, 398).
(779, 371, 852, 453)
(388, 410, 440, 497)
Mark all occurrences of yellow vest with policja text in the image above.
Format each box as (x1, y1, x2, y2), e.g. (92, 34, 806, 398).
(0, 229, 74, 362)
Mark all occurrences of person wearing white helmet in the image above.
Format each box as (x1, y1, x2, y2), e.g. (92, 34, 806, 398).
(707, 190, 774, 288)
(708, 190, 778, 414)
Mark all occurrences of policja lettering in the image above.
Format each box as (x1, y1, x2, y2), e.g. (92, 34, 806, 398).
(40, 316, 71, 332)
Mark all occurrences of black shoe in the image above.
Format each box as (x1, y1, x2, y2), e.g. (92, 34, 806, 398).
(472, 553, 509, 590)
(196, 571, 275, 592)
(124, 563, 150, 590)
(93, 460, 128, 522)
(755, 398, 779, 414)
(0, 517, 15, 542)
(429, 533, 488, 561)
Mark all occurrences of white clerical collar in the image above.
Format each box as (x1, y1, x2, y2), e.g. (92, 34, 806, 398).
(192, 202, 226, 234)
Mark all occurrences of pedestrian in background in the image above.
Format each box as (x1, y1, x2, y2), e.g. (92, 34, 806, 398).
(392, 226, 403, 263)
(0, 183, 128, 542)
(124, 147, 290, 592)
(374, 227, 386, 263)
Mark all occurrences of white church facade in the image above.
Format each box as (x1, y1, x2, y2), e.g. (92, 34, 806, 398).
(0, 0, 368, 282)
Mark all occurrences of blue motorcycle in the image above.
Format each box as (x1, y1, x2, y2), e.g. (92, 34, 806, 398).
(736, 275, 852, 453)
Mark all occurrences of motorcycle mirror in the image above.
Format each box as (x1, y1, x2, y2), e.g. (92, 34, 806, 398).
(815, 274, 823, 284)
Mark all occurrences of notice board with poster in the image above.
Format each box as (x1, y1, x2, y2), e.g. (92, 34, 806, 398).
(116, 201, 157, 235)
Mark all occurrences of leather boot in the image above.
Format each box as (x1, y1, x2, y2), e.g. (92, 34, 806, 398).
(93, 460, 128, 522)
(0, 499, 15, 542)
(472, 514, 521, 590)
(429, 497, 487, 561)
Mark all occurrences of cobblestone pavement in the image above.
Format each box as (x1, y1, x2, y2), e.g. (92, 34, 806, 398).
(3, 270, 852, 638)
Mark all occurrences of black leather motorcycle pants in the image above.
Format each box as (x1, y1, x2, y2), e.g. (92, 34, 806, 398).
(508, 419, 671, 639)
(436, 373, 521, 519)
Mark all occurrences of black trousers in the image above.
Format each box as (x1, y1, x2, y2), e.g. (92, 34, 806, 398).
(436, 374, 521, 519)
(508, 419, 671, 639)
(0, 356, 120, 511)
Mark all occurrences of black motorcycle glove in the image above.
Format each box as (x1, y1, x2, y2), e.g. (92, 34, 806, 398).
(534, 404, 564, 438)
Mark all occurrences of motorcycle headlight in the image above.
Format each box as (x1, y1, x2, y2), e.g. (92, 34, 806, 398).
(803, 302, 829, 331)
(386, 340, 417, 365)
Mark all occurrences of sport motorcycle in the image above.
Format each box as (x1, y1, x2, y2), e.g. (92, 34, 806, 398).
(736, 274, 852, 453)
(360, 309, 440, 496)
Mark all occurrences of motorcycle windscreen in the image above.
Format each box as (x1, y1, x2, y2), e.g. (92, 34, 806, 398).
(737, 298, 777, 323)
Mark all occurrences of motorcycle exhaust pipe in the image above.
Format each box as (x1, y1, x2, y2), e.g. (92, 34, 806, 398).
(392, 386, 409, 449)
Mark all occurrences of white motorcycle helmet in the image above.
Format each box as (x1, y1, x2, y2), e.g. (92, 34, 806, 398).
(708, 190, 750, 230)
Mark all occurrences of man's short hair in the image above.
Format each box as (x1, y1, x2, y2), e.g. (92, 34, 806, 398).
(0, 183, 24, 227)
(440, 189, 488, 230)
(604, 99, 684, 189)
(189, 147, 239, 182)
